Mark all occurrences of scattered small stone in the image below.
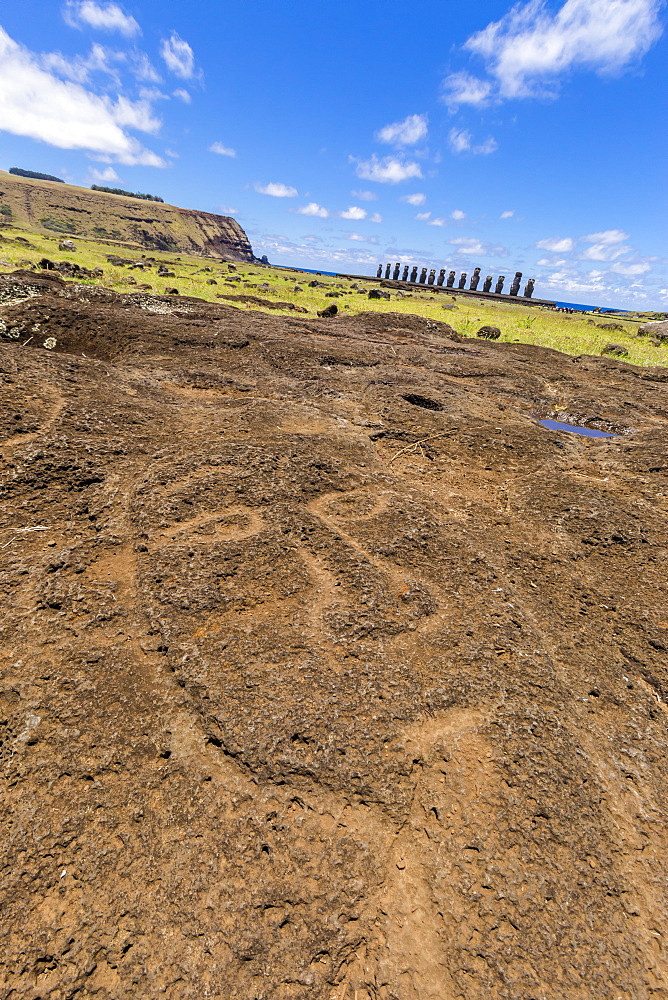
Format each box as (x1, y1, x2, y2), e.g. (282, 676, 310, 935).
(441, 304, 458, 311)
(58, 240, 76, 251)
(206, 278, 218, 285)
(325, 291, 340, 298)
(317, 304, 338, 318)
(308, 280, 325, 288)
(368, 289, 390, 300)
(476, 325, 501, 340)
(601, 343, 628, 357)
(597, 322, 625, 331)
(165, 287, 179, 295)
(294, 285, 303, 292)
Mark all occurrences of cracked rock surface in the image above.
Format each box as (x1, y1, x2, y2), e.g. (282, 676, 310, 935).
(1, 272, 668, 999)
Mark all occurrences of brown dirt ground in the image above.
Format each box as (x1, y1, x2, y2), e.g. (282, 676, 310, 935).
(1, 271, 668, 1000)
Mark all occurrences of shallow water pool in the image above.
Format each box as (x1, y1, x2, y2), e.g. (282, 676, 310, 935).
(539, 418, 618, 438)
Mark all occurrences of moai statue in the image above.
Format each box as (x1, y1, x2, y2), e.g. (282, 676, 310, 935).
(437, 269, 446, 286)
(410, 266, 418, 283)
(495, 275, 505, 294)
(402, 265, 409, 282)
(427, 269, 436, 285)
(523, 278, 535, 298)
(393, 262, 400, 280)
(419, 267, 428, 284)
(483, 275, 493, 293)
(376, 265, 382, 278)
(458, 272, 467, 289)
(469, 267, 481, 291)
(446, 270, 456, 288)
(385, 263, 391, 279)
(509, 271, 522, 296)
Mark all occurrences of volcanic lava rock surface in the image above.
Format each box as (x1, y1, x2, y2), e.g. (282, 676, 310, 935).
(1, 272, 668, 1000)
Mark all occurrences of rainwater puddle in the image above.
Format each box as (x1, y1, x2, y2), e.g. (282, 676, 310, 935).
(539, 419, 618, 439)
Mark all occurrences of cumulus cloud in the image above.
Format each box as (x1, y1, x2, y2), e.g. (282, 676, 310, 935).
(500, 210, 515, 219)
(0, 27, 164, 165)
(348, 233, 378, 243)
(610, 260, 650, 275)
(376, 113, 428, 146)
(209, 141, 236, 157)
(89, 165, 120, 181)
(369, 212, 383, 223)
(173, 88, 191, 103)
(415, 212, 431, 221)
(442, 70, 493, 107)
(451, 237, 507, 256)
(340, 206, 367, 220)
(297, 202, 328, 217)
(451, 209, 466, 220)
(351, 189, 377, 201)
(255, 182, 298, 197)
(354, 154, 422, 184)
(428, 218, 446, 226)
(401, 192, 426, 206)
(449, 127, 497, 154)
(536, 236, 575, 253)
(463, 0, 662, 101)
(64, 1, 140, 36)
(579, 229, 631, 261)
(160, 31, 195, 79)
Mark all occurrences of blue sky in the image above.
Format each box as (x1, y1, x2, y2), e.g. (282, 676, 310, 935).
(0, 0, 666, 308)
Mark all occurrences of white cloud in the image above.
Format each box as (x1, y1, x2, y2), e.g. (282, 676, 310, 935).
(475, 136, 498, 154)
(348, 233, 378, 243)
(577, 229, 631, 261)
(351, 189, 377, 201)
(219, 205, 238, 215)
(354, 154, 423, 184)
(369, 212, 383, 223)
(536, 236, 575, 253)
(297, 202, 328, 217)
(376, 113, 428, 146)
(401, 192, 426, 206)
(442, 70, 493, 107)
(500, 210, 515, 219)
(537, 256, 567, 266)
(0, 28, 164, 165)
(451, 237, 508, 256)
(449, 127, 472, 153)
(64, 1, 140, 36)
(89, 165, 120, 181)
(255, 182, 298, 197)
(415, 212, 431, 221)
(451, 209, 466, 220)
(610, 260, 650, 275)
(428, 218, 446, 226)
(209, 141, 236, 157)
(465, 0, 663, 100)
(448, 127, 497, 154)
(173, 88, 191, 103)
(340, 205, 367, 220)
(160, 31, 195, 79)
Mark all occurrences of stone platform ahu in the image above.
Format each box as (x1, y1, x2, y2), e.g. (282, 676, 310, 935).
(377, 262, 536, 300)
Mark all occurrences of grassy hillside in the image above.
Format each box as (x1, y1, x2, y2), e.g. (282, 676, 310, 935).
(0, 171, 253, 260)
(0, 220, 665, 366)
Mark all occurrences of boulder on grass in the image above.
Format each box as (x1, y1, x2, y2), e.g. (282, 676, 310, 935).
(638, 320, 668, 341)
(476, 325, 501, 340)
(58, 240, 76, 251)
(601, 343, 629, 357)
(317, 304, 338, 318)
(368, 289, 390, 300)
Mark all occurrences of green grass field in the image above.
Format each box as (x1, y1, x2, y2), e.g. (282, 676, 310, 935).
(1, 223, 665, 367)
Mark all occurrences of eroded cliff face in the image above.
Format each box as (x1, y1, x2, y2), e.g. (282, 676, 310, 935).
(1, 271, 667, 1000)
(0, 172, 254, 260)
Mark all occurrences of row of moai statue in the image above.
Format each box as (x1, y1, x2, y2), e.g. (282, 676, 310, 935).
(376, 263, 535, 298)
